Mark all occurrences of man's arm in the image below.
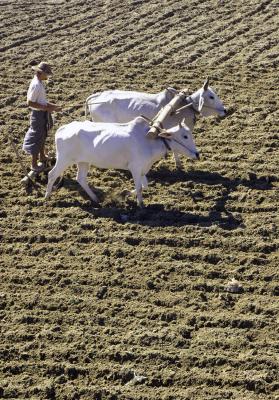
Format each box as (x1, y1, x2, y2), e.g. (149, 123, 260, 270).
(27, 100, 61, 112)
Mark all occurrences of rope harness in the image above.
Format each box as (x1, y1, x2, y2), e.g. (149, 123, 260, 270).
(160, 137, 172, 153)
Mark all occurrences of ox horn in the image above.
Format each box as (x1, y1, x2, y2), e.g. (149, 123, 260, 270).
(203, 77, 209, 90)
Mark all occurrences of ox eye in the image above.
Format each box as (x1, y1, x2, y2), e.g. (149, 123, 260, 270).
(183, 135, 188, 139)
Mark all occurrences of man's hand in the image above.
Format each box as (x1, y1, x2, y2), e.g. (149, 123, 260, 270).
(48, 104, 62, 112)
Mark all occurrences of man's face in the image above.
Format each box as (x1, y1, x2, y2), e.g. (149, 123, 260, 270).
(38, 71, 49, 80)
(41, 72, 49, 80)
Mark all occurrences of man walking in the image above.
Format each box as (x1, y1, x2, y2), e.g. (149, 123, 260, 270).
(23, 62, 62, 171)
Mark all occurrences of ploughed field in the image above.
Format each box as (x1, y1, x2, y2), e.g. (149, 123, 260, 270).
(0, 1, 278, 399)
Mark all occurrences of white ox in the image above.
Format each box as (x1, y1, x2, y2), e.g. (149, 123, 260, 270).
(45, 117, 199, 207)
(85, 79, 227, 168)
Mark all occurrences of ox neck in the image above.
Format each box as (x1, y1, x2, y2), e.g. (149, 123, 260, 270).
(159, 137, 172, 156)
(187, 95, 200, 118)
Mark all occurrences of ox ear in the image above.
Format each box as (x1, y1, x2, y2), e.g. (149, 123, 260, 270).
(158, 130, 173, 139)
(179, 120, 189, 130)
(198, 94, 205, 112)
(181, 118, 189, 128)
(203, 77, 209, 91)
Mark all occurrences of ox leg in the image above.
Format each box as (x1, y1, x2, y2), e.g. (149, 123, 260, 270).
(76, 162, 99, 203)
(141, 175, 148, 189)
(173, 152, 183, 169)
(45, 160, 69, 199)
(122, 175, 148, 200)
(130, 170, 144, 207)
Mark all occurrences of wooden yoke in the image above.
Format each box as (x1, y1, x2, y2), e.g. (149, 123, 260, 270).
(146, 89, 188, 139)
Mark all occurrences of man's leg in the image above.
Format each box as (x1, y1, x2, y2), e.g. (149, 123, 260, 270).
(39, 135, 48, 163)
(31, 153, 39, 170)
(39, 146, 48, 162)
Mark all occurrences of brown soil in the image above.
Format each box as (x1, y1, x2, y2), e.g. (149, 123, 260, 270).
(0, 1, 278, 399)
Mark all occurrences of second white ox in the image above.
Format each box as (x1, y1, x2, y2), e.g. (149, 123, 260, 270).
(85, 79, 227, 168)
(45, 117, 199, 207)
